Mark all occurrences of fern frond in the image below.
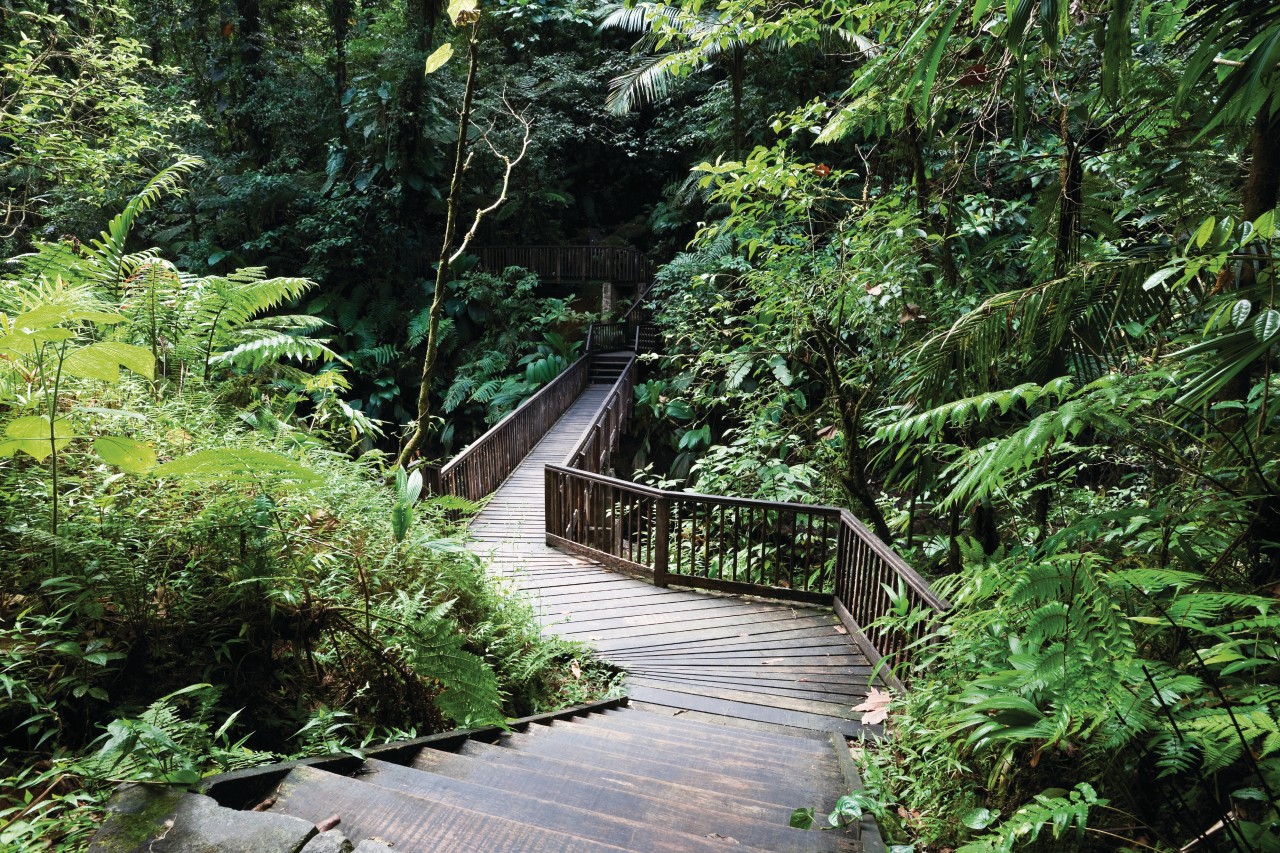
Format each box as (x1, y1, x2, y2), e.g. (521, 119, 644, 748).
(89, 156, 204, 289)
(209, 331, 341, 370)
(399, 598, 504, 728)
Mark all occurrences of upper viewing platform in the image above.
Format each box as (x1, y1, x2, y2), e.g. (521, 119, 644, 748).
(476, 245, 654, 285)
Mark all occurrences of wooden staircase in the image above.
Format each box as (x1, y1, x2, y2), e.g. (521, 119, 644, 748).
(258, 705, 872, 852)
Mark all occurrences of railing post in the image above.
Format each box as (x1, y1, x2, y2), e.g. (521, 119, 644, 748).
(421, 464, 442, 496)
(654, 497, 670, 588)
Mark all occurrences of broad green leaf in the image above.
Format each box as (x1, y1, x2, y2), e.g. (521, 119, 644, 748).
(12, 306, 125, 331)
(62, 342, 155, 383)
(1193, 216, 1215, 249)
(1253, 310, 1280, 343)
(425, 42, 454, 74)
(448, 0, 478, 25)
(1231, 299, 1252, 329)
(963, 807, 1000, 829)
(391, 501, 413, 543)
(1255, 210, 1276, 240)
(150, 448, 321, 486)
(94, 436, 157, 473)
(769, 354, 793, 387)
(665, 399, 693, 420)
(0, 327, 77, 359)
(1, 415, 75, 461)
(1141, 266, 1178, 291)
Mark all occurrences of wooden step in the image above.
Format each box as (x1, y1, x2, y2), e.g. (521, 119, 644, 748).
(456, 738, 830, 810)
(570, 710, 834, 757)
(422, 740, 805, 824)
(269, 765, 627, 852)
(605, 706, 839, 746)
(628, 684, 869, 737)
(534, 720, 821, 774)
(480, 730, 838, 806)
(358, 758, 815, 853)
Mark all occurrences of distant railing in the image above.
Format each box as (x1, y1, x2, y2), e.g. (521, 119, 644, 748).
(477, 246, 653, 285)
(634, 324, 659, 354)
(423, 356, 590, 502)
(545, 352, 948, 681)
(585, 322, 628, 353)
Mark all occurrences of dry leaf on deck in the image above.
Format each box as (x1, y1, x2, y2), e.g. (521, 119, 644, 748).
(852, 687, 893, 725)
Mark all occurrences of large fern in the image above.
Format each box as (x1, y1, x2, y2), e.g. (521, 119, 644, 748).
(391, 594, 504, 729)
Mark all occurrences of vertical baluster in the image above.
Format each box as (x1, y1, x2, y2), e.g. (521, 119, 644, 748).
(731, 505, 740, 582)
(706, 499, 716, 578)
(654, 496, 669, 586)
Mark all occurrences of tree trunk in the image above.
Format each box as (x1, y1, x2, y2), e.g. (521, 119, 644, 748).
(1240, 108, 1280, 585)
(395, 0, 442, 224)
(904, 106, 958, 290)
(1054, 103, 1083, 278)
(332, 0, 352, 145)
(233, 0, 267, 160)
(397, 23, 479, 469)
(730, 44, 744, 160)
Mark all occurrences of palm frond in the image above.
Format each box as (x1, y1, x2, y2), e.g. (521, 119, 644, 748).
(606, 48, 714, 114)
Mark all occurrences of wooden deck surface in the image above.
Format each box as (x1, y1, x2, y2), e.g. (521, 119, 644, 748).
(468, 384, 883, 737)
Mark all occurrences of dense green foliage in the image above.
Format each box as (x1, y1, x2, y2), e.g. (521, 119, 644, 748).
(0, 124, 617, 853)
(5, 0, 1280, 850)
(621, 0, 1280, 850)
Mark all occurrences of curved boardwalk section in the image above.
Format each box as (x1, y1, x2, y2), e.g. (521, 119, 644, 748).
(92, 379, 889, 852)
(469, 385, 886, 738)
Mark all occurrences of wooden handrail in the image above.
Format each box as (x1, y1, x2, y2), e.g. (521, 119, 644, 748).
(477, 245, 653, 285)
(424, 356, 591, 502)
(544, 353, 948, 680)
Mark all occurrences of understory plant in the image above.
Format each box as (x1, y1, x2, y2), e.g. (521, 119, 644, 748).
(0, 164, 620, 851)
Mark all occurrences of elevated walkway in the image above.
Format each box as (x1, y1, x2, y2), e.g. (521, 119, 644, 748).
(92, 343, 917, 852)
(471, 383, 884, 737)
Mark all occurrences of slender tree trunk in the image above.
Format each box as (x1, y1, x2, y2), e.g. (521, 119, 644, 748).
(332, 0, 352, 145)
(233, 0, 267, 160)
(397, 23, 479, 469)
(730, 45, 744, 160)
(1054, 104, 1083, 278)
(396, 0, 442, 223)
(1238, 108, 1280, 584)
(904, 106, 958, 289)
(812, 323, 894, 541)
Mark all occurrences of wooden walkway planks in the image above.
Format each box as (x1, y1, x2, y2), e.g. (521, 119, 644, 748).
(467, 381, 885, 737)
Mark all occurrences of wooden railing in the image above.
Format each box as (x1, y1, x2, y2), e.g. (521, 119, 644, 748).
(564, 356, 636, 474)
(633, 324, 659, 354)
(585, 322, 628, 353)
(545, 353, 948, 680)
(423, 356, 590, 501)
(477, 245, 653, 284)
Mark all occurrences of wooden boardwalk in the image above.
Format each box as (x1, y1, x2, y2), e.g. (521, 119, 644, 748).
(469, 384, 884, 737)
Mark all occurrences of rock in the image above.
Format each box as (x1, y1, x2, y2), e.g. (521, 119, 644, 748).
(353, 839, 395, 851)
(301, 828, 354, 853)
(89, 784, 317, 853)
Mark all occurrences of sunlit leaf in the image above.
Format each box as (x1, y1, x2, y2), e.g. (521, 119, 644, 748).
(150, 449, 321, 486)
(62, 342, 155, 383)
(448, 0, 479, 25)
(1231, 299, 1252, 329)
(94, 436, 157, 473)
(1, 415, 75, 461)
(425, 42, 454, 74)
(1253, 309, 1280, 343)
